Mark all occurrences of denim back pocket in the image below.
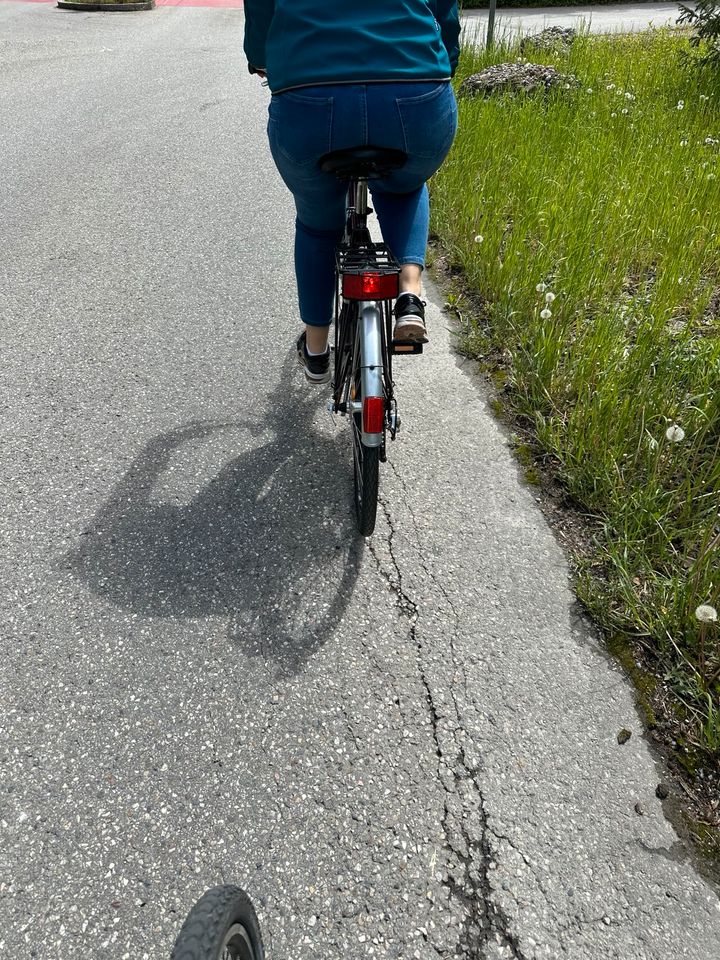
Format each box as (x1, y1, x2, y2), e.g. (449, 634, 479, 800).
(268, 91, 334, 167)
(395, 82, 457, 161)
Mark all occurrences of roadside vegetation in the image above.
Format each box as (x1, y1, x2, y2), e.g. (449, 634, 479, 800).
(461, 0, 664, 6)
(431, 26, 720, 809)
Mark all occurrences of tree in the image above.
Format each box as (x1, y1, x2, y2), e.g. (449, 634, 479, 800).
(678, 0, 720, 64)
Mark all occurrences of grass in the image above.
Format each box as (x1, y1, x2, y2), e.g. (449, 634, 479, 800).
(431, 27, 720, 759)
(460, 0, 664, 6)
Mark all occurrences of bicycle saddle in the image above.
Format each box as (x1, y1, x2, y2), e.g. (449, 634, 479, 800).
(319, 146, 407, 179)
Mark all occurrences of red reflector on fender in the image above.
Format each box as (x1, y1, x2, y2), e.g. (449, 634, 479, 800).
(363, 396, 385, 434)
(343, 272, 399, 300)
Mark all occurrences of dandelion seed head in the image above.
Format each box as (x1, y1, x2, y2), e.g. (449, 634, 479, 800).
(695, 604, 718, 624)
(677, 100, 685, 110)
(611, 112, 617, 118)
(680, 139, 688, 146)
(621, 108, 629, 115)
(540, 308, 552, 320)
(606, 83, 616, 90)
(586, 88, 594, 94)
(474, 234, 484, 244)
(536, 282, 547, 293)
(665, 424, 685, 442)
(545, 292, 556, 304)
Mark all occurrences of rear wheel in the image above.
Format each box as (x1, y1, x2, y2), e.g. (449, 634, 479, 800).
(172, 886, 264, 960)
(351, 365, 381, 536)
(352, 416, 380, 536)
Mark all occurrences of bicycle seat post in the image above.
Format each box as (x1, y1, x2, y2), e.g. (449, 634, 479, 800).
(350, 178, 368, 222)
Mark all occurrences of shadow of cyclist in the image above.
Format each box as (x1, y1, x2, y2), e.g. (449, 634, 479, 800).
(69, 350, 363, 677)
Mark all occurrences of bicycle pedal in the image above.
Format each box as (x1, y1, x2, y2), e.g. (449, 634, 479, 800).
(391, 340, 424, 355)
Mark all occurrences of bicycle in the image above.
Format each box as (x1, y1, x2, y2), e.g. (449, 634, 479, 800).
(319, 146, 423, 537)
(171, 885, 264, 960)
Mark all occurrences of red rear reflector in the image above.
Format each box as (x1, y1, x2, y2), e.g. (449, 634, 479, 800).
(363, 396, 385, 434)
(343, 272, 399, 300)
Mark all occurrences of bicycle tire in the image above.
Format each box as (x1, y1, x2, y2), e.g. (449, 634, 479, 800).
(172, 886, 264, 960)
(352, 404, 380, 536)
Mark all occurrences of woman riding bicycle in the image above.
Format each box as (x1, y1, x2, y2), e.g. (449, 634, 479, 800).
(244, 1, 460, 384)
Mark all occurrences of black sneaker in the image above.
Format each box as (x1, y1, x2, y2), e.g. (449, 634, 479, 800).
(393, 292, 428, 343)
(296, 331, 331, 384)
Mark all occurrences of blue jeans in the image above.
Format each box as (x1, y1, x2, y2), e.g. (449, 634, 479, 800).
(267, 82, 458, 327)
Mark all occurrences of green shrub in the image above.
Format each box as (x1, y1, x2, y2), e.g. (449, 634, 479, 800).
(678, 1, 720, 64)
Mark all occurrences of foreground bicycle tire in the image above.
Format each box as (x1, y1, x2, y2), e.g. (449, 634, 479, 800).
(172, 886, 264, 960)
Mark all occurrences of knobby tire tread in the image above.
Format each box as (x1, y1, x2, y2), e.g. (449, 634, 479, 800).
(171, 885, 264, 960)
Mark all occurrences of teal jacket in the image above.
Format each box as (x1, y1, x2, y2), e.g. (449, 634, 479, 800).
(243, 1, 461, 95)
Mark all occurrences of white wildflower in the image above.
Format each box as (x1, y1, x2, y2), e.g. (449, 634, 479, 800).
(695, 604, 718, 623)
(677, 100, 685, 110)
(536, 282, 547, 293)
(665, 424, 685, 442)
(540, 308, 552, 320)
(625, 92, 635, 101)
(680, 139, 688, 146)
(545, 292, 556, 304)
(474, 234, 484, 244)
(621, 108, 629, 115)
(606, 83, 616, 90)
(586, 88, 593, 94)
(611, 112, 617, 118)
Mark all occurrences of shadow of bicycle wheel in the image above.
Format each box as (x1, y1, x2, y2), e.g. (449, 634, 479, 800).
(68, 349, 364, 677)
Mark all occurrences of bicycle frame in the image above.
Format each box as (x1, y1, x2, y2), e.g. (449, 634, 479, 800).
(332, 178, 398, 452)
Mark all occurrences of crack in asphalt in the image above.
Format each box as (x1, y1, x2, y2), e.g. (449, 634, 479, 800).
(368, 490, 529, 959)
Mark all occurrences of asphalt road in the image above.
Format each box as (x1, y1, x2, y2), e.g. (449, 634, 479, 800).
(1, 5, 719, 960)
(462, 3, 686, 40)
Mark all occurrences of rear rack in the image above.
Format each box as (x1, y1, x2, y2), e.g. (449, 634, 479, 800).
(337, 242, 400, 277)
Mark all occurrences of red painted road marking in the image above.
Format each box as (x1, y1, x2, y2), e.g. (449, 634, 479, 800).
(1, 0, 244, 6)
(156, 0, 243, 6)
